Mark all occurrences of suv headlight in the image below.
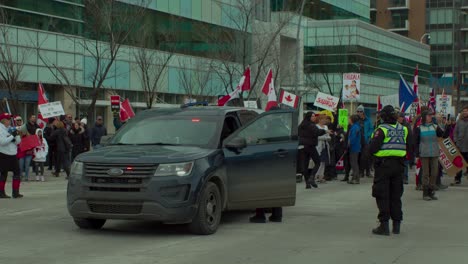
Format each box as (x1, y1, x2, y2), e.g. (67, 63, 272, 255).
(154, 162, 194, 177)
(70, 161, 84, 176)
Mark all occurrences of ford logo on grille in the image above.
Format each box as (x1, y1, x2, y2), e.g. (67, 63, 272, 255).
(107, 168, 124, 176)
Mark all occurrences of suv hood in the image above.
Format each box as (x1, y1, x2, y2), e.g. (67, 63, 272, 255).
(76, 145, 217, 164)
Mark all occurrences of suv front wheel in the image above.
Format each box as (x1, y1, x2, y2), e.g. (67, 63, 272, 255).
(189, 182, 222, 235)
(73, 218, 106, 230)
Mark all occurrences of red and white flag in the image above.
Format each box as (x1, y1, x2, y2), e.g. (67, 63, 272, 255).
(217, 67, 250, 106)
(120, 98, 135, 122)
(37, 82, 49, 128)
(377, 95, 382, 112)
(279, 90, 299, 108)
(218, 86, 241, 106)
(38, 82, 49, 105)
(412, 66, 421, 115)
(261, 69, 278, 111)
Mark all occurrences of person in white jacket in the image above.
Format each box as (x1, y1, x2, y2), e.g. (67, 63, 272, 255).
(315, 115, 332, 183)
(33, 128, 48, 182)
(0, 112, 23, 198)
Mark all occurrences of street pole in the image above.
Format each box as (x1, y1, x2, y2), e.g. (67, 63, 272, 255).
(294, 0, 306, 96)
(452, 0, 456, 114)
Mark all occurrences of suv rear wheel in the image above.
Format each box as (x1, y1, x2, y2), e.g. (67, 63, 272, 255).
(73, 218, 106, 230)
(189, 182, 222, 235)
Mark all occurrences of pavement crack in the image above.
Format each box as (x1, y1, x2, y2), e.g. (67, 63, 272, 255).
(391, 247, 412, 264)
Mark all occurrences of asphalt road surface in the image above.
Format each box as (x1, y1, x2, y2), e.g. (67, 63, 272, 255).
(1, 172, 468, 264)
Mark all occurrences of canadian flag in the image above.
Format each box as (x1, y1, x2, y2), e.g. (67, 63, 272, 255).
(377, 95, 382, 112)
(120, 98, 135, 122)
(279, 90, 299, 108)
(38, 82, 49, 105)
(413, 66, 421, 115)
(37, 82, 49, 129)
(261, 69, 278, 111)
(217, 67, 250, 106)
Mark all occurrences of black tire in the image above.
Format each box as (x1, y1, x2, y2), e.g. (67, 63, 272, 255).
(189, 182, 222, 235)
(73, 218, 106, 230)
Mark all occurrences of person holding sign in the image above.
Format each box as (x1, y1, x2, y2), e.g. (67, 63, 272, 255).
(414, 110, 445, 201)
(369, 105, 409, 236)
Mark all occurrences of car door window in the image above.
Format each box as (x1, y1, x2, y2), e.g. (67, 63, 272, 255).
(236, 112, 292, 145)
(238, 110, 259, 126)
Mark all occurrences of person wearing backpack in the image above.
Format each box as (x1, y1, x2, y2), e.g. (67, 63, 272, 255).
(50, 120, 72, 179)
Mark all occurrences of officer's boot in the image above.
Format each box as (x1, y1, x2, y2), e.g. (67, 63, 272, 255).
(423, 187, 431, 201)
(392, 221, 401, 234)
(428, 189, 438, 200)
(372, 221, 390, 236)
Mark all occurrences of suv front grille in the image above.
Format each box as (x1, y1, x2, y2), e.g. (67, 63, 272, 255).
(84, 163, 157, 192)
(88, 202, 142, 214)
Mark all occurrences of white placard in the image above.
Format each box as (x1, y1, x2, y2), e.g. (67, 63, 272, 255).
(436, 95, 452, 116)
(342, 73, 360, 101)
(38, 101, 65, 119)
(243, 101, 258, 109)
(314, 92, 339, 112)
(380, 94, 399, 108)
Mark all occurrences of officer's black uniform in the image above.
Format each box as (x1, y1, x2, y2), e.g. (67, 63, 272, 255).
(369, 105, 410, 236)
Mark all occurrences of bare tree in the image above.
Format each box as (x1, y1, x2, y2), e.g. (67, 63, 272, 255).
(177, 59, 214, 102)
(80, 0, 148, 119)
(0, 8, 28, 114)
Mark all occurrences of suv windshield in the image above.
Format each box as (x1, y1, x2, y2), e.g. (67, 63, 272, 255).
(111, 116, 219, 148)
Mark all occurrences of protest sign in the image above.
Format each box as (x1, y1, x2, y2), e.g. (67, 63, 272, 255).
(314, 92, 339, 112)
(243, 101, 258, 109)
(438, 137, 468, 177)
(38, 101, 65, 119)
(380, 94, 399, 108)
(338, 109, 349, 131)
(342, 73, 360, 101)
(436, 95, 452, 116)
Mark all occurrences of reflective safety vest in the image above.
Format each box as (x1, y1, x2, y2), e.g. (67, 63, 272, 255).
(374, 123, 408, 157)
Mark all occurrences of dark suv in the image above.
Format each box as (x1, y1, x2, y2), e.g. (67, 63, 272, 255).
(67, 106, 298, 235)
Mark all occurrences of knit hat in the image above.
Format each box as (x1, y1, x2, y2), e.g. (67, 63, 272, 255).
(0, 113, 11, 121)
(356, 105, 365, 112)
(80, 118, 88, 125)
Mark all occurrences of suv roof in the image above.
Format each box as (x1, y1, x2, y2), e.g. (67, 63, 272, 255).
(139, 106, 261, 117)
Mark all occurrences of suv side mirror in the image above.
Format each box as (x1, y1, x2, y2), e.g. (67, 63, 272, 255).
(225, 137, 247, 152)
(100, 135, 113, 146)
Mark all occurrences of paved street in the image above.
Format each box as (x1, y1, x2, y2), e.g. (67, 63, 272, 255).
(1, 171, 468, 264)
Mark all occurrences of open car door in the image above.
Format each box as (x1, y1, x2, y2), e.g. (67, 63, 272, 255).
(223, 110, 298, 210)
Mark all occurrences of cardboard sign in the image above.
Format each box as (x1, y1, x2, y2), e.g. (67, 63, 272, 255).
(436, 95, 452, 116)
(110, 95, 120, 112)
(342, 73, 360, 101)
(314, 92, 339, 112)
(338, 109, 349, 132)
(19, 135, 41, 152)
(38, 101, 65, 119)
(438, 137, 468, 177)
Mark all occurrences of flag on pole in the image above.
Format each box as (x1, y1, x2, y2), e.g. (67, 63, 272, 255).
(217, 67, 250, 106)
(412, 66, 421, 115)
(427, 88, 436, 113)
(279, 89, 299, 108)
(377, 95, 382, 112)
(399, 74, 416, 112)
(120, 99, 135, 122)
(37, 83, 49, 129)
(261, 69, 278, 111)
(38, 82, 49, 105)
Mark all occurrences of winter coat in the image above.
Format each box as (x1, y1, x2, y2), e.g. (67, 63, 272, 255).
(299, 120, 327, 147)
(26, 121, 40, 136)
(0, 122, 21, 156)
(414, 123, 444, 158)
(51, 128, 71, 153)
(70, 126, 86, 157)
(454, 118, 468, 152)
(44, 126, 56, 147)
(33, 129, 48, 162)
(359, 116, 374, 144)
(348, 123, 362, 153)
(316, 124, 331, 161)
(90, 123, 107, 146)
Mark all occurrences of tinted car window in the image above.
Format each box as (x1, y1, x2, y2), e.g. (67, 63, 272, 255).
(111, 116, 219, 147)
(237, 113, 292, 145)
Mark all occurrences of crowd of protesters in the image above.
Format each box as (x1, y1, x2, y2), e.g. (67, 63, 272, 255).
(297, 104, 468, 199)
(0, 112, 108, 199)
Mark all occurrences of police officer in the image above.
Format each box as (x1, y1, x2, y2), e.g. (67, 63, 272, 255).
(369, 105, 409, 236)
(0, 112, 23, 198)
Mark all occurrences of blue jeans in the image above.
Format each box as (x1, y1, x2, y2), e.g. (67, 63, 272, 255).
(19, 155, 33, 180)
